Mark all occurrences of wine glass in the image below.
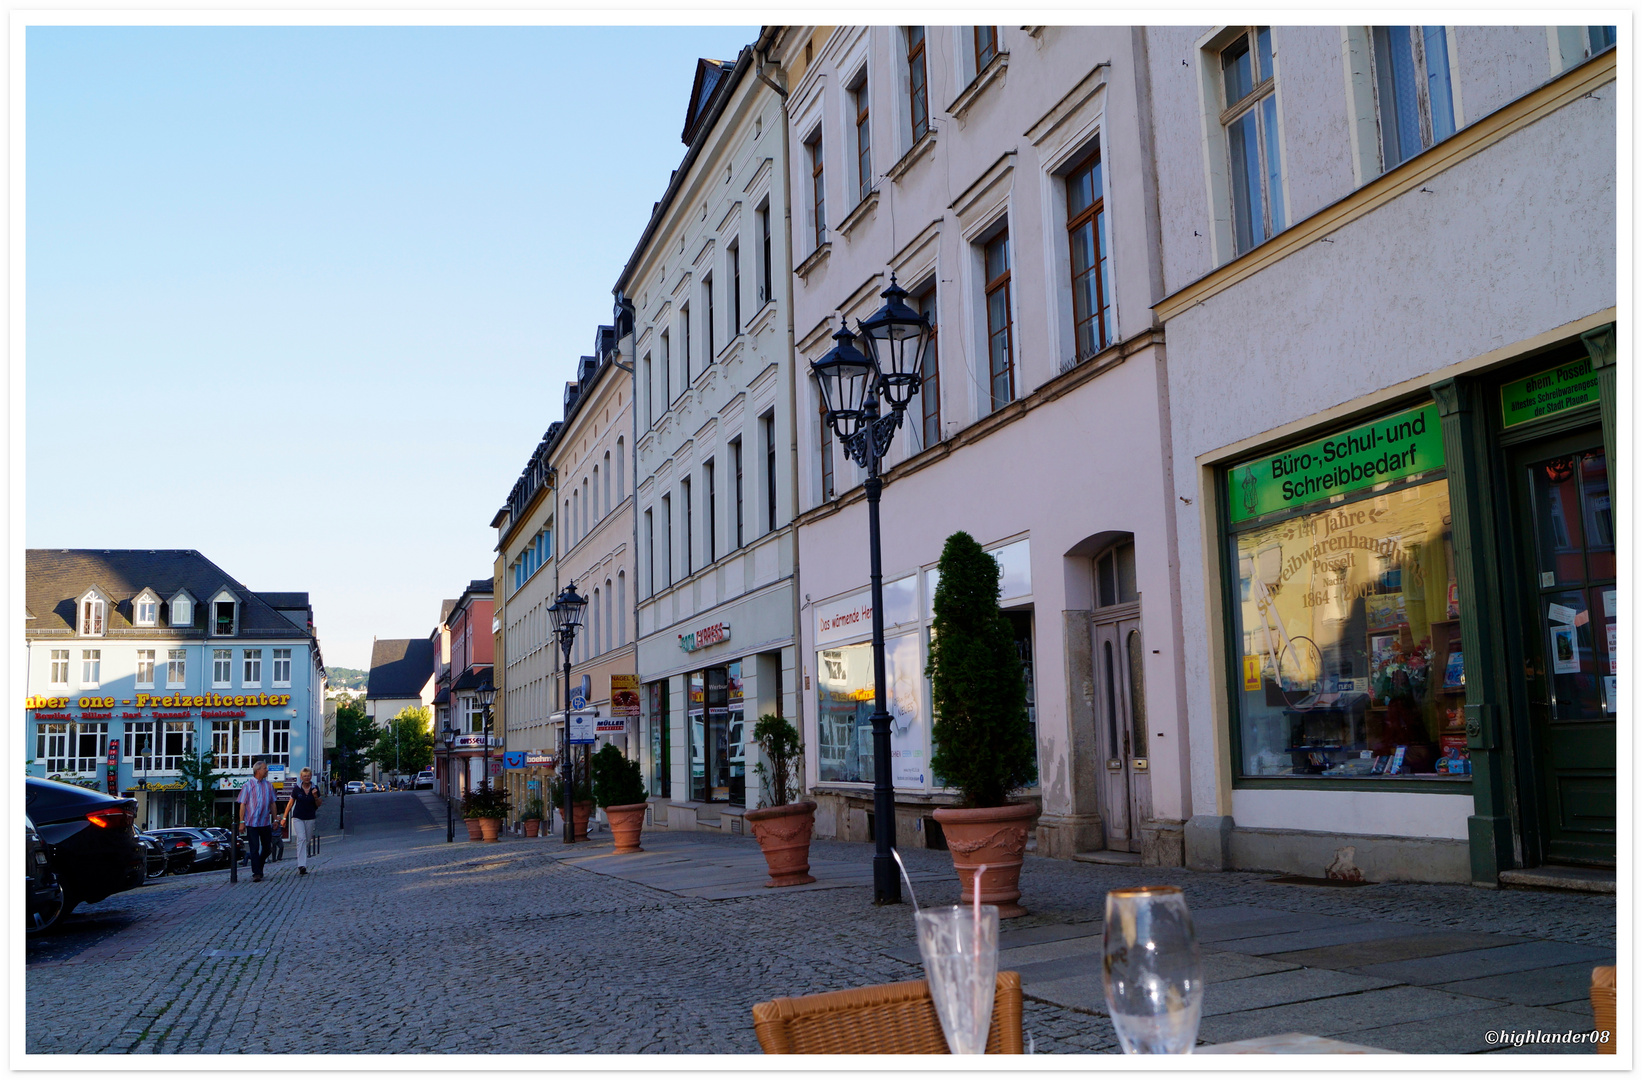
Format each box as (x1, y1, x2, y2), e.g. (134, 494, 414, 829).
(915, 904, 1000, 1054)
(1102, 886, 1203, 1053)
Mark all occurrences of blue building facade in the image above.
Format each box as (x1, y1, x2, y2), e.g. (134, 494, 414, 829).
(25, 550, 327, 829)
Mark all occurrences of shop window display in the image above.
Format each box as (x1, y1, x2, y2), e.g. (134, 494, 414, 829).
(1230, 476, 1468, 780)
(815, 635, 926, 788)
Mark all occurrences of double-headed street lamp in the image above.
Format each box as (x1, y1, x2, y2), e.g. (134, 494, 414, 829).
(547, 581, 588, 844)
(810, 274, 935, 906)
(440, 722, 456, 842)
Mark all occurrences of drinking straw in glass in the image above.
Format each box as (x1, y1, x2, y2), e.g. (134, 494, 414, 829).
(1102, 886, 1203, 1054)
(915, 903, 999, 1054)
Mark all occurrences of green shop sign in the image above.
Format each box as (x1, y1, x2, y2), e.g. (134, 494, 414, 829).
(1499, 356, 1600, 429)
(1227, 403, 1444, 524)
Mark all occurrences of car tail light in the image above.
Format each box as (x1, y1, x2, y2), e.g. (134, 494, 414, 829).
(86, 808, 132, 829)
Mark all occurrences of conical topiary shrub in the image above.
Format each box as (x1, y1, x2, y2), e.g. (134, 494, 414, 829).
(927, 530, 1039, 918)
(927, 530, 1037, 807)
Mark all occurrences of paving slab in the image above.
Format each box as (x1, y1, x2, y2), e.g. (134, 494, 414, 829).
(999, 934, 1103, 967)
(1436, 960, 1612, 1007)
(1195, 911, 1350, 943)
(1201, 968, 1396, 1017)
(1269, 931, 1523, 970)
(1187, 905, 1298, 928)
(1214, 920, 1426, 957)
(886, 919, 1100, 965)
(1352, 940, 1615, 986)
(1349, 1003, 1603, 1054)
(1195, 985, 1495, 1045)
(1020, 952, 1303, 1015)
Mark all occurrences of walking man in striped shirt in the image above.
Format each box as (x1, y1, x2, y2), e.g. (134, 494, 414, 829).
(238, 760, 277, 882)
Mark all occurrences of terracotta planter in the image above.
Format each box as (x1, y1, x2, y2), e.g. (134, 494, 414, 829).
(932, 802, 1038, 919)
(573, 800, 593, 842)
(603, 802, 648, 854)
(522, 818, 541, 838)
(744, 801, 818, 887)
(479, 817, 502, 842)
(464, 818, 484, 841)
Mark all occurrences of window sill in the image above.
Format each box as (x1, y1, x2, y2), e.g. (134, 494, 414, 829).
(886, 131, 938, 183)
(837, 188, 880, 240)
(947, 51, 1009, 123)
(794, 241, 832, 282)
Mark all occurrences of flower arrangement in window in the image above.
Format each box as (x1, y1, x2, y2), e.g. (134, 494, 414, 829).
(1371, 635, 1432, 704)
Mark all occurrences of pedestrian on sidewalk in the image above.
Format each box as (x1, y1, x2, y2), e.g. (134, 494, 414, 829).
(237, 760, 276, 882)
(282, 766, 322, 876)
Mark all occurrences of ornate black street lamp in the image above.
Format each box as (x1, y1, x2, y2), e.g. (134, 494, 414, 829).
(810, 274, 934, 906)
(548, 581, 588, 843)
(441, 722, 456, 842)
(475, 675, 497, 795)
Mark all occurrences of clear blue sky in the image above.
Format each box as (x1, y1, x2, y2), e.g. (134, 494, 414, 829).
(26, 25, 756, 671)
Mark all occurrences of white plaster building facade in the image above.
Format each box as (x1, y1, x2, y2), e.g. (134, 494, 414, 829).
(1148, 26, 1616, 884)
(776, 26, 1192, 863)
(618, 40, 801, 830)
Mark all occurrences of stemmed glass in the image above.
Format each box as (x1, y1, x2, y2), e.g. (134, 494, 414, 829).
(915, 904, 1000, 1054)
(1102, 886, 1203, 1053)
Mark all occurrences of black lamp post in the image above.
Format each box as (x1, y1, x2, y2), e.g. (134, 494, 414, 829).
(548, 581, 588, 844)
(441, 722, 456, 842)
(475, 676, 497, 794)
(337, 745, 347, 832)
(811, 274, 934, 906)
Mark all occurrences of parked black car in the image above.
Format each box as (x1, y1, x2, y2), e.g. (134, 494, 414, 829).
(149, 832, 197, 874)
(25, 778, 144, 914)
(26, 816, 65, 933)
(135, 832, 171, 878)
(149, 828, 229, 871)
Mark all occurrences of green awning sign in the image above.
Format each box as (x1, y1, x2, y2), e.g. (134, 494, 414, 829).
(1500, 357, 1600, 429)
(1227, 403, 1444, 524)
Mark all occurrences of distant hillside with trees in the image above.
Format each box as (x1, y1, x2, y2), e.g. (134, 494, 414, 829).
(327, 666, 369, 691)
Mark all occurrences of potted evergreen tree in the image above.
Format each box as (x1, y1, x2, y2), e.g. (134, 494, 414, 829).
(459, 786, 485, 841)
(928, 531, 1039, 918)
(465, 782, 511, 842)
(591, 744, 649, 854)
(519, 796, 545, 838)
(550, 772, 594, 841)
(744, 714, 816, 887)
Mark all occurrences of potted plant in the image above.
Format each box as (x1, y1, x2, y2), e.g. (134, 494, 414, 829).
(519, 796, 545, 838)
(459, 787, 485, 841)
(465, 782, 510, 842)
(927, 531, 1039, 918)
(744, 713, 816, 887)
(591, 744, 649, 854)
(550, 772, 594, 841)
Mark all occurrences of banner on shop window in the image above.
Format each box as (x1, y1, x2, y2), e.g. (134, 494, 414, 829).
(610, 674, 640, 717)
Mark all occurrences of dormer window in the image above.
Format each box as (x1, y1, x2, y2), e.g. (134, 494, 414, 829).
(210, 589, 240, 636)
(78, 591, 107, 637)
(169, 592, 194, 628)
(134, 589, 161, 627)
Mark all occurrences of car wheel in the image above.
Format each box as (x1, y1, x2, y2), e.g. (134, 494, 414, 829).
(28, 887, 66, 934)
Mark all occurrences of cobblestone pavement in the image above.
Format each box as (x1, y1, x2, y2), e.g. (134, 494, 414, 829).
(25, 792, 1615, 1056)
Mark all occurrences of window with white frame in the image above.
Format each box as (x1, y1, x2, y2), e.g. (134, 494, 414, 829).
(136, 649, 156, 688)
(214, 599, 237, 636)
(50, 649, 69, 685)
(1371, 27, 1456, 172)
(268, 719, 290, 769)
(272, 648, 292, 686)
(213, 649, 232, 688)
(1220, 27, 1285, 255)
(464, 696, 486, 734)
(36, 723, 70, 772)
(167, 649, 187, 688)
(126, 721, 155, 767)
(170, 596, 192, 627)
(80, 595, 106, 637)
(135, 596, 158, 626)
(81, 649, 102, 686)
(71, 722, 107, 773)
(159, 721, 191, 771)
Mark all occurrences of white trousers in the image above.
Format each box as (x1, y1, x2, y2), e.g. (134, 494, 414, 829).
(290, 817, 315, 868)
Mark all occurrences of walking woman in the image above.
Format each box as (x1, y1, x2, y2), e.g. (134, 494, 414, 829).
(282, 766, 323, 876)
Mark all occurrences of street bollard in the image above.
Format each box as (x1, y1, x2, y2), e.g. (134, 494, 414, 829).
(230, 802, 240, 884)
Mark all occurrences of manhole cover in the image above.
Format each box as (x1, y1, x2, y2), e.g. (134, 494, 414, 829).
(1268, 875, 1374, 888)
(202, 949, 267, 958)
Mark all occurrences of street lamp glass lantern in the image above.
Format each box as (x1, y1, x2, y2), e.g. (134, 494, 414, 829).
(549, 581, 587, 639)
(474, 676, 496, 709)
(810, 319, 877, 441)
(440, 723, 455, 751)
(856, 274, 931, 411)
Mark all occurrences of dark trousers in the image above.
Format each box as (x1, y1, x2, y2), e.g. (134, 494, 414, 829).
(246, 825, 272, 876)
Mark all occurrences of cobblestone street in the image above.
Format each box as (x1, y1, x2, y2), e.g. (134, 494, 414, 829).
(25, 792, 1615, 1056)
